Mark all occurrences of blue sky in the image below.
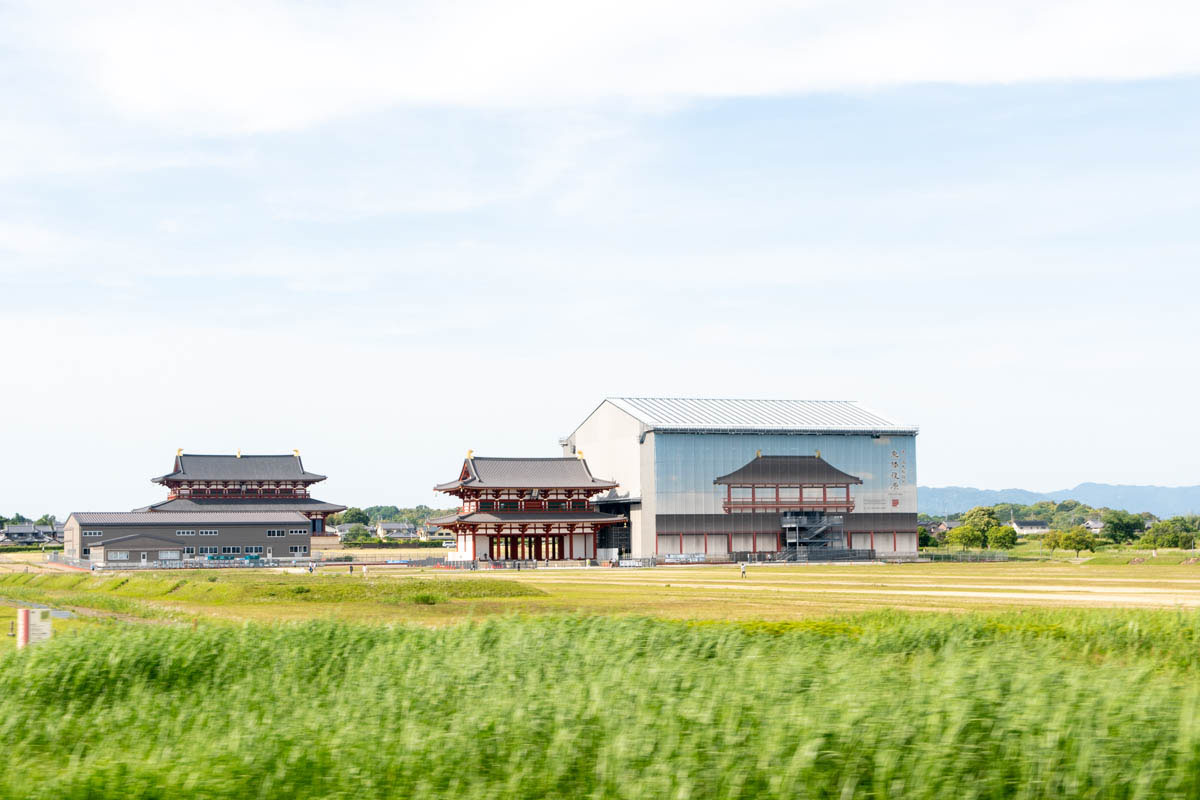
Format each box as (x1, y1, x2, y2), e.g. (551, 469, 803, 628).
(2, 1, 1198, 515)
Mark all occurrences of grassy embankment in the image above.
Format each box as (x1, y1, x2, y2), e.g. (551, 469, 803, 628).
(3, 611, 1200, 799)
(7, 560, 1200, 625)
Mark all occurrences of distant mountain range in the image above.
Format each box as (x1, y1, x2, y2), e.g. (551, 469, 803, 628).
(919, 484, 1200, 518)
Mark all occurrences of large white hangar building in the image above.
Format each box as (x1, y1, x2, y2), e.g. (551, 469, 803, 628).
(562, 398, 919, 559)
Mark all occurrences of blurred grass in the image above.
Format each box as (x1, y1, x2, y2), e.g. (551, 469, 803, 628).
(3, 610, 1200, 798)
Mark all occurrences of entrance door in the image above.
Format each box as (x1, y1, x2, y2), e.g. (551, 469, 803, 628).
(140, 552, 148, 564)
(267, 547, 273, 559)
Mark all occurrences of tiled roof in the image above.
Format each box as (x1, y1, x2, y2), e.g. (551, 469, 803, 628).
(133, 498, 346, 513)
(69, 511, 311, 525)
(598, 398, 917, 435)
(435, 457, 617, 491)
(154, 453, 327, 483)
(713, 455, 864, 486)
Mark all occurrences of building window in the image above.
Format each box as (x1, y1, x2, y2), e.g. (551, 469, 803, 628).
(82, 548, 90, 557)
(159, 551, 180, 560)
(499, 501, 519, 510)
(289, 529, 307, 535)
(199, 546, 218, 555)
(221, 546, 242, 554)
(478, 500, 495, 511)
(779, 487, 800, 501)
(802, 488, 824, 502)
(289, 545, 309, 555)
(184, 547, 195, 555)
(199, 529, 219, 536)
(245, 546, 263, 554)
(109, 551, 129, 560)
(266, 529, 286, 537)
(570, 500, 588, 510)
(825, 487, 848, 502)
(83, 530, 103, 537)
(547, 501, 566, 510)
(176, 529, 196, 536)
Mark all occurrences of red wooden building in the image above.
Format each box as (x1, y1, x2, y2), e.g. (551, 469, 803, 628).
(713, 452, 862, 515)
(712, 452, 863, 551)
(431, 454, 625, 561)
(136, 450, 345, 533)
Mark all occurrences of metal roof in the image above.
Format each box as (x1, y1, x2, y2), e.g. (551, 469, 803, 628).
(435, 457, 618, 492)
(602, 398, 917, 435)
(69, 512, 311, 525)
(153, 453, 327, 484)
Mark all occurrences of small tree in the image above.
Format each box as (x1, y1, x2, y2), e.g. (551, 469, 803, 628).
(341, 508, 370, 526)
(986, 525, 1017, 551)
(1043, 530, 1062, 555)
(1060, 526, 1096, 557)
(948, 524, 984, 551)
(962, 507, 1000, 533)
(34, 514, 56, 526)
(918, 526, 936, 548)
(345, 524, 373, 543)
(1101, 510, 1143, 544)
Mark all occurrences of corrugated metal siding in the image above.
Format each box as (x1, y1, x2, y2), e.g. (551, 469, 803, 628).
(608, 398, 916, 434)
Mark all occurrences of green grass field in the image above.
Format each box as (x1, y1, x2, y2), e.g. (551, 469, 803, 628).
(3, 611, 1200, 798)
(6, 563, 1200, 798)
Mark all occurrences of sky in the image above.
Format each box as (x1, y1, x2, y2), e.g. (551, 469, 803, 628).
(2, 0, 1199, 517)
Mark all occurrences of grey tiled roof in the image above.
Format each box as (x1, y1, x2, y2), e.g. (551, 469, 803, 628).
(69, 511, 311, 525)
(713, 455, 864, 486)
(1013, 519, 1049, 527)
(429, 511, 625, 526)
(133, 498, 346, 513)
(154, 453, 327, 483)
(435, 457, 617, 492)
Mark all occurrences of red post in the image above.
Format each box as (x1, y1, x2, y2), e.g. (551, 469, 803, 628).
(16, 608, 29, 649)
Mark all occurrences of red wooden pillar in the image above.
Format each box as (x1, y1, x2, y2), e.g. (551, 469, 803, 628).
(869, 531, 875, 550)
(679, 533, 683, 555)
(569, 533, 574, 559)
(752, 532, 757, 553)
(703, 533, 708, 554)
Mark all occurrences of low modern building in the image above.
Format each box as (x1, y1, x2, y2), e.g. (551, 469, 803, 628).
(1011, 519, 1050, 536)
(431, 454, 625, 561)
(63, 511, 314, 564)
(563, 397, 919, 558)
(134, 451, 345, 533)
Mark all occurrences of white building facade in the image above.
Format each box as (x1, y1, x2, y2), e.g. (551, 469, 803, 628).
(563, 398, 919, 559)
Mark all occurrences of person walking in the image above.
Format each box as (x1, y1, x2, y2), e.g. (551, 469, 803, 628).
(740, 562, 747, 579)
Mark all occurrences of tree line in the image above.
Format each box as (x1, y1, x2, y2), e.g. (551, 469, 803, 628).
(920, 503, 1200, 555)
(0, 513, 58, 527)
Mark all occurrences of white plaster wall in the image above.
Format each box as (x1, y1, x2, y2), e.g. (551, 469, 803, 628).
(567, 400, 645, 497)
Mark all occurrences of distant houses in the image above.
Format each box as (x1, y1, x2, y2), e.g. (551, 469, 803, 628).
(0, 522, 64, 546)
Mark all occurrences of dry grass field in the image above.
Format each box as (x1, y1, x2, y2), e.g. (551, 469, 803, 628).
(6, 559, 1200, 625)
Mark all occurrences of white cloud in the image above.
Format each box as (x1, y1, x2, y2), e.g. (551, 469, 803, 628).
(14, 0, 1200, 134)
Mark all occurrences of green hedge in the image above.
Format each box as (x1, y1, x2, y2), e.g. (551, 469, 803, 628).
(0, 544, 63, 553)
